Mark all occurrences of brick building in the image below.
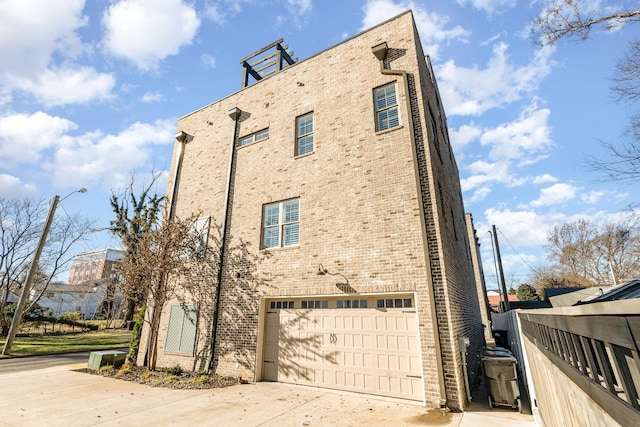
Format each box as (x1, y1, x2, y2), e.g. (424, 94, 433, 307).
(67, 249, 124, 285)
(139, 11, 485, 410)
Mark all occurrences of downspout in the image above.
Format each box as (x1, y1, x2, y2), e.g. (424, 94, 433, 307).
(207, 107, 242, 372)
(170, 131, 190, 219)
(372, 42, 447, 408)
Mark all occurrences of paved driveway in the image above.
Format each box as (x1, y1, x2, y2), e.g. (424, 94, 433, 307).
(0, 364, 535, 427)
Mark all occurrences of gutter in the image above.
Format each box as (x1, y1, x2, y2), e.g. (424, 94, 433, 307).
(207, 107, 242, 372)
(372, 42, 448, 408)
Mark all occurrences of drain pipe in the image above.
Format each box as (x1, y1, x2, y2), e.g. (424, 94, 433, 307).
(207, 106, 242, 373)
(459, 336, 472, 402)
(372, 42, 447, 408)
(170, 131, 191, 219)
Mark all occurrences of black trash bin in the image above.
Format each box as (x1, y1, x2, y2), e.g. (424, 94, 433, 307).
(492, 329, 509, 349)
(482, 348, 522, 412)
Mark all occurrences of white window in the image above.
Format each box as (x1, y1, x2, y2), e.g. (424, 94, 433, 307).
(182, 216, 210, 259)
(262, 199, 299, 249)
(165, 304, 198, 354)
(240, 128, 269, 146)
(374, 83, 399, 131)
(295, 113, 314, 155)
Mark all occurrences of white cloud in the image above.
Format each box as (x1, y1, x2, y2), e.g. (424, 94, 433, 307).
(140, 91, 164, 103)
(0, 174, 37, 198)
(480, 102, 553, 163)
(482, 207, 563, 248)
(53, 119, 175, 188)
(437, 43, 555, 116)
(0, 0, 87, 79)
(530, 183, 578, 207)
(450, 123, 481, 151)
(532, 174, 557, 184)
(0, 112, 78, 165)
(204, 3, 226, 25)
(13, 67, 115, 107)
(102, 0, 200, 71)
(459, 102, 553, 196)
(0, 1, 114, 106)
(456, 0, 516, 15)
(201, 53, 217, 70)
(468, 186, 491, 203)
(361, 0, 469, 59)
(580, 190, 605, 204)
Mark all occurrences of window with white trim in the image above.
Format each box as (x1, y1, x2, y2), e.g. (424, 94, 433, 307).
(240, 128, 269, 146)
(374, 83, 399, 131)
(165, 304, 198, 354)
(262, 199, 299, 249)
(295, 112, 314, 155)
(181, 216, 210, 259)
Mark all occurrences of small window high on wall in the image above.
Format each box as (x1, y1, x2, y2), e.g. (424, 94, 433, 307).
(374, 83, 399, 131)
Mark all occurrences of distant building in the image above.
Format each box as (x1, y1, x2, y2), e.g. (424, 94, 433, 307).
(139, 11, 485, 410)
(30, 282, 116, 319)
(67, 249, 125, 285)
(487, 290, 519, 312)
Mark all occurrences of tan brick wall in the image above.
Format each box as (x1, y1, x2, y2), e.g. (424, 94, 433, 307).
(139, 11, 484, 410)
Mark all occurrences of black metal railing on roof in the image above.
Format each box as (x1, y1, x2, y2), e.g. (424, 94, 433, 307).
(240, 39, 296, 88)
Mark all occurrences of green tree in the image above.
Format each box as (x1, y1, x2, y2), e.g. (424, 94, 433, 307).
(516, 284, 540, 302)
(110, 173, 163, 322)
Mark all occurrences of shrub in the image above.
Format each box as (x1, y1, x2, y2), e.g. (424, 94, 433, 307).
(166, 365, 184, 376)
(98, 365, 114, 374)
(116, 363, 133, 377)
(127, 304, 146, 363)
(59, 312, 82, 322)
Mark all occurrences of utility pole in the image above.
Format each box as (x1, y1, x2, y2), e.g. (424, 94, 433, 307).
(492, 225, 510, 312)
(2, 188, 86, 355)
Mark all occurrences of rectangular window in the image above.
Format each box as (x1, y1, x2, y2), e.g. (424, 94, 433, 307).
(262, 199, 300, 249)
(240, 128, 269, 146)
(337, 299, 368, 309)
(295, 112, 314, 155)
(270, 301, 294, 309)
(165, 304, 198, 354)
(182, 216, 210, 259)
(374, 83, 399, 131)
(302, 300, 328, 309)
(377, 297, 413, 308)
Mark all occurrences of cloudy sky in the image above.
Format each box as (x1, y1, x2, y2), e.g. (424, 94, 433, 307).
(1, 0, 638, 289)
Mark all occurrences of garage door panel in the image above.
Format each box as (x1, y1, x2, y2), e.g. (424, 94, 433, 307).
(263, 305, 424, 401)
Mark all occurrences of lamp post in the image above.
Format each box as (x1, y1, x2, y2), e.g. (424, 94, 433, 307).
(2, 188, 87, 355)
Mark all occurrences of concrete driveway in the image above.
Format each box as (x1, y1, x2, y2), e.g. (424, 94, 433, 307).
(0, 363, 535, 426)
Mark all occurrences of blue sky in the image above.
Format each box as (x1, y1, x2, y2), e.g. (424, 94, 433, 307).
(1, 0, 638, 289)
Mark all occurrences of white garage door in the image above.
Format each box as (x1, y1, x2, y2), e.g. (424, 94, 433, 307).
(262, 296, 424, 401)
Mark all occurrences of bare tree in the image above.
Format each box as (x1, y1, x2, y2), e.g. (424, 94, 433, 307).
(531, 0, 640, 46)
(0, 197, 94, 335)
(119, 208, 217, 370)
(540, 217, 640, 288)
(0, 198, 45, 335)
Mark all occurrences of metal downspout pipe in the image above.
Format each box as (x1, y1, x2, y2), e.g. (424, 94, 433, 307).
(207, 107, 242, 373)
(372, 42, 448, 408)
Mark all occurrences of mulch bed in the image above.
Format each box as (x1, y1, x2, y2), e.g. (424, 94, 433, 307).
(84, 364, 240, 390)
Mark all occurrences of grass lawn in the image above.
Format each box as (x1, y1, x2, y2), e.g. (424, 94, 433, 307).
(0, 329, 132, 358)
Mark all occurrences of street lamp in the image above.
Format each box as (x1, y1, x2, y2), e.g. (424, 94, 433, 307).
(2, 188, 87, 355)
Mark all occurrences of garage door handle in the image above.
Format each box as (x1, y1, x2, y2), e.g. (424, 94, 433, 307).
(406, 375, 421, 378)
(264, 360, 275, 364)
